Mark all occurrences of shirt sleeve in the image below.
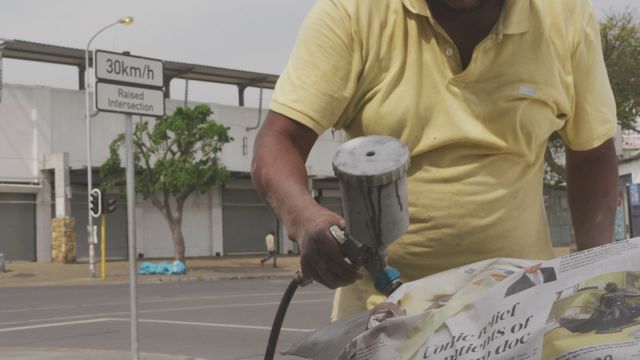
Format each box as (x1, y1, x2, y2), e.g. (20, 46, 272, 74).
(559, 4, 617, 151)
(270, 0, 362, 135)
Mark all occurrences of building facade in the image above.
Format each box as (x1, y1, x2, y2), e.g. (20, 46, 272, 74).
(0, 83, 344, 261)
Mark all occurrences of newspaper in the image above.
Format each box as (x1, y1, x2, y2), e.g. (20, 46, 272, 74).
(287, 239, 640, 360)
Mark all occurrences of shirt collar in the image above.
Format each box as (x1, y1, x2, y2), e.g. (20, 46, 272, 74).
(501, 0, 530, 35)
(401, 0, 431, 17)
(400, 0, 530, 35)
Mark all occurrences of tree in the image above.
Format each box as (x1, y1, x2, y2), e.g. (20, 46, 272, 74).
(545, 8, 640, 186)
(100, 105, 232, 262)
(601, 8, 640, 131)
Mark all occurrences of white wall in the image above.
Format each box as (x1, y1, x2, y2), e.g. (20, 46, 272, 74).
(0, 83, 342, 176)
(136, 190, 218, 258)
(210, 186, 224, 256)
(0, 84, 41, 182)
(619, 159, 640, 183)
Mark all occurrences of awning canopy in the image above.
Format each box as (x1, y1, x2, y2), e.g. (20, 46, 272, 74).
(0, 38, 279, 104)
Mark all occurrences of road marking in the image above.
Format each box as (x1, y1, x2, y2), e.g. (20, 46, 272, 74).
(107, 318, 314, 333)
(0, 290, 332, 314)
(0, 317, 314, 334)
(0, 318, 109, 333)
(0, 298, 331, 327)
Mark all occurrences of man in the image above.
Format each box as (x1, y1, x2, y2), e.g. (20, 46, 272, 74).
(260, 231, 277, 267)
(504, 263, 557, 297)
(252, 0, 618, 321)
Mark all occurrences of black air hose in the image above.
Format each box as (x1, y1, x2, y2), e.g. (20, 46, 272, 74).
(264, 274, 306, 360)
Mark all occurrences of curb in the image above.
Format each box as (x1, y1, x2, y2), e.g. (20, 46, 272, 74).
(137, 272, 297, 284)
(0, 272, 298, 288)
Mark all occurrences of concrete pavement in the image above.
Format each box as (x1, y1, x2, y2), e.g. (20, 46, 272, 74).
(0, 347, 202, 359)
(0, 255, 300, 359)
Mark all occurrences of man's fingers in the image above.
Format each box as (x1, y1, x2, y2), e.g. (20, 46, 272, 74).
(295, 210, 361, 289)
(302, 253, 361, 289)
(321, 262, 360, 288)
(301, 256, 338, 289)
(325, 255, 362, 283)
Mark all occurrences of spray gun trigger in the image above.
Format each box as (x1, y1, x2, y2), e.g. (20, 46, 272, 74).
(329, 225, 347, 245)
(329, 225, 367, 268)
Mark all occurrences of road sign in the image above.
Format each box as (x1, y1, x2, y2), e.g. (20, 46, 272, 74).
(95, 50, 164, 88)
(95, 81, 165, 117)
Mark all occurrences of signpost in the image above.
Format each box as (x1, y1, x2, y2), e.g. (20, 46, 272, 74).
(94, 50, 165, 360)
(95, 50, 165, 117)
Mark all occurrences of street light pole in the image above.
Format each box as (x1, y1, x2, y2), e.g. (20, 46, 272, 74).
(85, 16, 134, 278)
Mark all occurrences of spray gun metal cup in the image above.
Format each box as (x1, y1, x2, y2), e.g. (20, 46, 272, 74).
(332, 135, 410, 295)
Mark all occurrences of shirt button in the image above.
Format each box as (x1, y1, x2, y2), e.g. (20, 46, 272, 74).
(444, 48, 454, 56)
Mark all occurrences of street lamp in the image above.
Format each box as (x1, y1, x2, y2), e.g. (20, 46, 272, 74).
(84, 16, 134, 279)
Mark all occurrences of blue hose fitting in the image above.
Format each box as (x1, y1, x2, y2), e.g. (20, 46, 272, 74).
(374, 267, 401, 294)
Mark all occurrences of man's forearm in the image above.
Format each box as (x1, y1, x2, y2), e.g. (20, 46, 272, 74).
(566, 138, 618, 250)
(251, 111, 319, 229)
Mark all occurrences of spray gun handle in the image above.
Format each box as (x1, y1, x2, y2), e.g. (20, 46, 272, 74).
(329, 225, 368, 268)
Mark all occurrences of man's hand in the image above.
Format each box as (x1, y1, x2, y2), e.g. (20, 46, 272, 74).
(290, 204, 362, 289)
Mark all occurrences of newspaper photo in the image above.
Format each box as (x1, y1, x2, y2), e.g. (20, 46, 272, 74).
(286, 239, 640, 360)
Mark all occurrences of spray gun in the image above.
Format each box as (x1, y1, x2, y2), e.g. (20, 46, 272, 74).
(264, 135, 410, 360)
(329, 135, 410, 295)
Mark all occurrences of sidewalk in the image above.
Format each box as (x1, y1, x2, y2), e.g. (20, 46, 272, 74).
(0, 347, 203, 360)
(0, 255, 299, 288)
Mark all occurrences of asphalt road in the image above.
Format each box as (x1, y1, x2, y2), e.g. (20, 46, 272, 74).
(0, 278, 335, 360)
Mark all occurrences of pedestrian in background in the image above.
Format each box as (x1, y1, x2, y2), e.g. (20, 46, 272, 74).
(260, 231, 277, 267)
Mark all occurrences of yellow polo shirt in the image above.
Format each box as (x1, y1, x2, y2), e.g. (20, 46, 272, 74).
(271, 0, 616, 320)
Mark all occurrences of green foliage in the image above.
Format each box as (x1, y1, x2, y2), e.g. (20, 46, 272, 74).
(545, 8, 640, 186)
(601, 8, 640, 131)
(100, 105, 232, 200)
(100, 133, 125, 194)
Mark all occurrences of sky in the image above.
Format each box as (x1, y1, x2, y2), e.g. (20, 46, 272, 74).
(0, 0, 637, 107)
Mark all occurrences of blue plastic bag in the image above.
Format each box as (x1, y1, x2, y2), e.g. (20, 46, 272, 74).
(138, 260, 186, 275)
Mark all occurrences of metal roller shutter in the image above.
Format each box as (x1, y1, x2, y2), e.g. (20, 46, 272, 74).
(222, 188, 277, 255)
(0, 193, 36, 261)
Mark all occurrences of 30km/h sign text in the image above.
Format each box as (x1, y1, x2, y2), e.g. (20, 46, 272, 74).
(95, 51, 164, 88)
(105, 58, 156, 82)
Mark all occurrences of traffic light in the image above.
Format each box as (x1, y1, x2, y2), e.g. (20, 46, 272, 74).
(90, 188, 101, 218)
(105, 197, 117, 214)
